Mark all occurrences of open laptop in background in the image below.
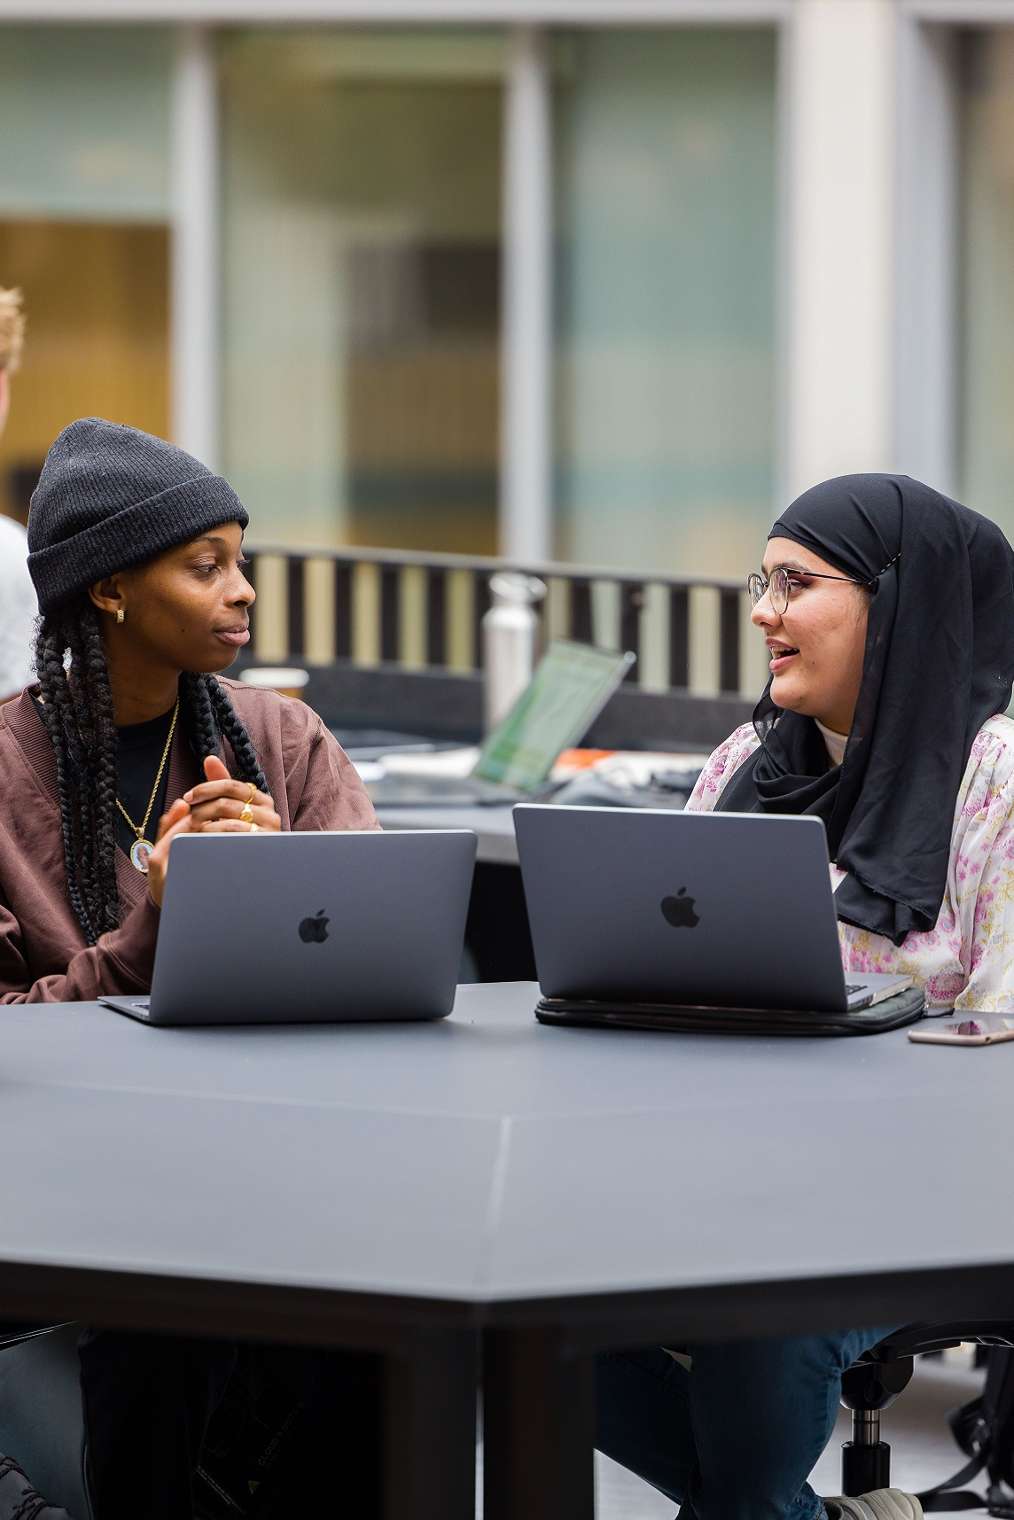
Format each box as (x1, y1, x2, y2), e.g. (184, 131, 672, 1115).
(366, 640, 635, 807)
(514, 806, 920, 1031)
(100, 829, 476, 1026)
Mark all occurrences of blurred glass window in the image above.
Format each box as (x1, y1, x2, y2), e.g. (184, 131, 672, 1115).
(220, 30, 504, 555)
(0, 27, 170, 220)
(552, 29, 777, 576)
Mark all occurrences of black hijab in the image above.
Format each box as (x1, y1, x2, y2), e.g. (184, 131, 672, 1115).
(717, 474, 1014, 945)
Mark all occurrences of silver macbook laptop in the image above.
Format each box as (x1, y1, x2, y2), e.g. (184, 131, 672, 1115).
(101, 830, 476, 1026)
(367, 640, 635, 807)
(513, 805, 912, 1014)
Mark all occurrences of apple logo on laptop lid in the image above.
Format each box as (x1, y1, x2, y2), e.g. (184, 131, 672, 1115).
(660, 888, 700, 929)
(298, 909, 330, 944)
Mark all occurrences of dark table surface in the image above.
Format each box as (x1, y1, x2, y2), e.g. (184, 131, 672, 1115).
(2, 983, 1013, 1329)
(4, 984, 1014, 1519)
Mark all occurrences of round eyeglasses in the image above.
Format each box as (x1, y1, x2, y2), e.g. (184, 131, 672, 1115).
(746, 566, 863, 616)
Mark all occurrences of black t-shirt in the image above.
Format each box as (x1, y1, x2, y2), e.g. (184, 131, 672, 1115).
(113, 706, 176, 858)
(32, 695, 176, 860)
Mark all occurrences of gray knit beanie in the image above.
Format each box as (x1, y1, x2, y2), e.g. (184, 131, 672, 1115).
(27, 417, 249, 615)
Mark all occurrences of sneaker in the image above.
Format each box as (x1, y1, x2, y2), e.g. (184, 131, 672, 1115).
(0, 1452, 74, 1518)
(824, 1491, 923, 1520)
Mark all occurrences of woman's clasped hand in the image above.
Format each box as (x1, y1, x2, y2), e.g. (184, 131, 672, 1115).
(145, 754, 282, 906)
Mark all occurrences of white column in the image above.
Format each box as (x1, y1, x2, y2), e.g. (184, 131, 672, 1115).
(501, 24, 552, 563)
(894, 19, 960, 493)
(782, 0, 896, 498)
(170, 25, 220, 468)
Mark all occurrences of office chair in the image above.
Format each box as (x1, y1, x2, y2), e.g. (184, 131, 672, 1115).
(841, 1321, 1014, 1508)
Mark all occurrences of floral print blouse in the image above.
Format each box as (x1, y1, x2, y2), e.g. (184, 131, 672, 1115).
(686, 715, 1014, 1012)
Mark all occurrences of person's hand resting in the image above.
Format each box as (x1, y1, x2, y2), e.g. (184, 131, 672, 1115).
(181, 755, 282, 835)
(144, 755, 281, 908)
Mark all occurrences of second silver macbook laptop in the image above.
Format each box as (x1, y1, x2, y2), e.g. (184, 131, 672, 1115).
(514, 805, 911, 1014)
(367, 640, 634, 806)
(101, 830, 476, 1026)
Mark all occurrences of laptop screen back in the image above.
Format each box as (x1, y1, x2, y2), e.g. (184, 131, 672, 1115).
(475, 640, 634, 791)
(514, 805, 853, 1012)
(146, 830, 477, 1024)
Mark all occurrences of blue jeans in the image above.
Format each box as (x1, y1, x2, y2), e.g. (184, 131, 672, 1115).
(596, 1327, 893, 1520)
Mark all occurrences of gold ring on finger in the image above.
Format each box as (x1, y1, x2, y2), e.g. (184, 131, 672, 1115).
(248, 822, 260, 833)
(239, 802, 255, 824)
(244, 784, 257, 804)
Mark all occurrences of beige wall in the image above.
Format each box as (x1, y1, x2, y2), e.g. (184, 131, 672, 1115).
(0, 221, 169, 522)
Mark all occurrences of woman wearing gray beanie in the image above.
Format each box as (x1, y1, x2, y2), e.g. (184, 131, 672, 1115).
(0, 418, 380, 1517)
(0, 416, 374, 964)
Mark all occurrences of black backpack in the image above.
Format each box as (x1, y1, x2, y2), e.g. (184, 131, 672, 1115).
(920, 1347, 1014, 1514)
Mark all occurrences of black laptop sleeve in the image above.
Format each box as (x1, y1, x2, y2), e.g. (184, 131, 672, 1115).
(534, 984, 927, 1037)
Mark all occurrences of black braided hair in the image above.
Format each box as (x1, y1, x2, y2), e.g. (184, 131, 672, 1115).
(182, 673, 268, 795)
(34, 607, 101, 945)
(35, 598, 267, 945)
(207, 678, 269, 794)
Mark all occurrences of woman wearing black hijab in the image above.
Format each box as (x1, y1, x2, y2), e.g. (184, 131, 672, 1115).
(596, 476, 1014, 1520)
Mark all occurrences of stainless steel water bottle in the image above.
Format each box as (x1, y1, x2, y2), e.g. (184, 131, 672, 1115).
(481, 572, 547, 732)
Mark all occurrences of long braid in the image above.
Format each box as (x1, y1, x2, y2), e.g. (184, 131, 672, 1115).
(74, 612, 121, 937)
(61, 612, 101, 933)
(207, 677, 269, 792)
(34, 609, 102, 944)
(183, 673, 268, 793)
(180, 672, 219, 769)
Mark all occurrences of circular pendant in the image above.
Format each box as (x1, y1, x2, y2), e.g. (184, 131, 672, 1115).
(129, 837, 154, 874)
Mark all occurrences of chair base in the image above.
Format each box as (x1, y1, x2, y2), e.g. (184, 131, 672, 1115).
(841, 1323, 1014, 1509)
(842, 1438, 892, 1497)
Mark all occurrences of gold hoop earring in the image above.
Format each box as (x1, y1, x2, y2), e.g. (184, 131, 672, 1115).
(115, 609, 125, 624)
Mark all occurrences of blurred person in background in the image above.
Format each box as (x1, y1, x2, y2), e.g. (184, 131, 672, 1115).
(0, 286, 37, 702)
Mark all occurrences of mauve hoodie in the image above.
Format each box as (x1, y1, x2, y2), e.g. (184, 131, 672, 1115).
(0, 679, 378, 1003)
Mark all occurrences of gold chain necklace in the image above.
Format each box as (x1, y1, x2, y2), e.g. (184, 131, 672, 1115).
(116, 698, 180, 874)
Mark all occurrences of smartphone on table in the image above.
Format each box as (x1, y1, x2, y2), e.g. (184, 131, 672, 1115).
(909, 1015, 1014, 1046)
